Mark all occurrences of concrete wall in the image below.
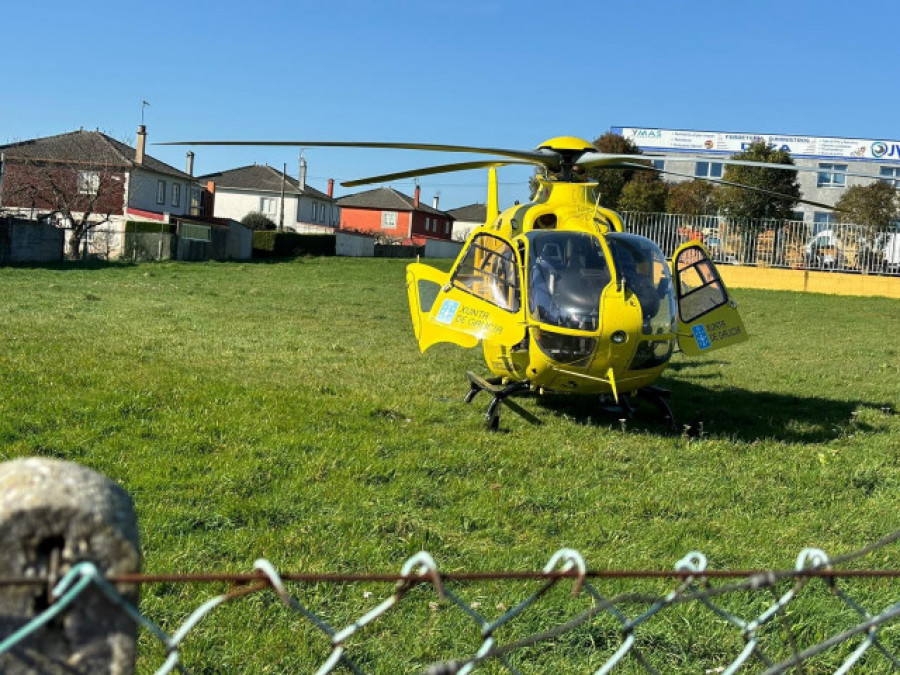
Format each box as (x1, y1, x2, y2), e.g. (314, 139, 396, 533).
(423, 237, 463, 259)
(227, 221, 253, 260)
(336, 231, 375, 257)
(0, 219, 64, 263)
(719, 266, 900, 299)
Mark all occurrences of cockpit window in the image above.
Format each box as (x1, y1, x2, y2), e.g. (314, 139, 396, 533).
(605, 233, 676, 336)
(451, 234, 520, 312)
(526, 231, 611, 331)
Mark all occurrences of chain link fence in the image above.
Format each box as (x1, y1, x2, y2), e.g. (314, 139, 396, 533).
(3, 534, 900, 673)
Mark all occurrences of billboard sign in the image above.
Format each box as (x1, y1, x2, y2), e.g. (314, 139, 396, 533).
(611, 127, 900, 162)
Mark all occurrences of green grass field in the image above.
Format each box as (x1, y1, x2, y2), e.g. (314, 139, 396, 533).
(1, 258, 899, 673)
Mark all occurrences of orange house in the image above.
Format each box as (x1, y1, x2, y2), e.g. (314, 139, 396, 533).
(336, 186, 454, 244)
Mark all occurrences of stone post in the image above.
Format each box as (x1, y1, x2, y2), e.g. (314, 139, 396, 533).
(0, 458, 141, 673)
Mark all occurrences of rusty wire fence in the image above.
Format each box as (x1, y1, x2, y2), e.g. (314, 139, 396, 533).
(3, 531, 900, 673)
(621, 212, 900, 276)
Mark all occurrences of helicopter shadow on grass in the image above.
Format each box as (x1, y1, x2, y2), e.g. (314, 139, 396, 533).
(528, 377, 884, 444)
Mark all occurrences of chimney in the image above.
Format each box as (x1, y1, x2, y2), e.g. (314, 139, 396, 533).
(327, 178, 334, 198)
(185, 151, 194, 177)
(432, 195, 439, 210)
(204, 180, 216, 216)
(414, 185, 420, 209)
(299, 154, 307, 190)
(136, 125, 146, 165)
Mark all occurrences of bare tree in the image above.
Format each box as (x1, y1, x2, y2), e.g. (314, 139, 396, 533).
(0, 132, 126, 258)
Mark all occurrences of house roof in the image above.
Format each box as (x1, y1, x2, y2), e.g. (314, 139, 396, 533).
(336, 187, 451, 217)
(0, 129, 191, 180)
(446, 203, 487, 222)
(199, 164, 332, 201)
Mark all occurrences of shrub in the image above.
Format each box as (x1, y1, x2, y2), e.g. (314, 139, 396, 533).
(241, 212, 278, 231)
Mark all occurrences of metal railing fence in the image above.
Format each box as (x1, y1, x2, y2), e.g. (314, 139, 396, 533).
(622, 212, 900, 276)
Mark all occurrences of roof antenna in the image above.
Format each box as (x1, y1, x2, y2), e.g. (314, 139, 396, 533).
(141, 100, 150, 125)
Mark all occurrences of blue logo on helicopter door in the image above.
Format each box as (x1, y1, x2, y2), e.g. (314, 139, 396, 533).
(692, 324, 712, 350)
(435, 299, 460, 324)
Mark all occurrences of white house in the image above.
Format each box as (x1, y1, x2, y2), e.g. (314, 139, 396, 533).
(446, 203, 487, 241)
(200, 160, 338, 232)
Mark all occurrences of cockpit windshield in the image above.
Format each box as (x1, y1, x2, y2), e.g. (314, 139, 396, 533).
(527, 231, 611, 331)
(605, 233, 676, 336)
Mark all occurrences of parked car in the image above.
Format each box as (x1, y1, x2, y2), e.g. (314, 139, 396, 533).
(805, 230, 845, 269)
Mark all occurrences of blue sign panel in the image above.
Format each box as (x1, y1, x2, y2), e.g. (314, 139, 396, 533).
(435, 299, 460, 325)
(692, 324, 712, 350)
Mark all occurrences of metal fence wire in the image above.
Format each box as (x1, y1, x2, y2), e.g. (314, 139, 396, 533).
(2, 531, 900, 673)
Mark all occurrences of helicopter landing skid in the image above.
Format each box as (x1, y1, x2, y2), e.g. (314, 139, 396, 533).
(599, 386, 676, 430)
(464, 371, 536, 431)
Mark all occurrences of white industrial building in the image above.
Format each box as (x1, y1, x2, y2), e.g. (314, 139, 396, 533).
(611, 126, 900, 232)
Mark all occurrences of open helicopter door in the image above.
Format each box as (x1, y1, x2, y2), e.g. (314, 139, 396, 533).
(671, 242, 748, 357)
(407, 233, 527, 353)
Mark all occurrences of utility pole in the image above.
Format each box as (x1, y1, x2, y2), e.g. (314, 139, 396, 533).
(279, 163, 286, 231)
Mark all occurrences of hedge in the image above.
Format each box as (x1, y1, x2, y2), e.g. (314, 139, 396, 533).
(252, 232, 336, 258)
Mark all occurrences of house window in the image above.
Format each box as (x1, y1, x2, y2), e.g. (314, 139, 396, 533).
(171, 183, 181, 208)
(320, 204, 326, 222)
(382, 210, 398, 230)
(180, 222, 211, 242)
(652, 159, 665, 171)
(157, 180, 166, 204)
(425, 217, 431, 232)
(260, 197, 276, 215)
(78, 171, 99, 195)
(695, 161, 722, 179)
(813, 211, 836, 234)
(445, 222, 451, 235)
(817, 163, 847, 188)
(880, 166, 900, 188)
(311, 203, 318, 220)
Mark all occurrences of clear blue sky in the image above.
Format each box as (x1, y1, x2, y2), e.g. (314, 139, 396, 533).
(3, 0, 898, 210)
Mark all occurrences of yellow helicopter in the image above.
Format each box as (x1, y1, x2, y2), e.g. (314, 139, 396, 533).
(401, 137, 746, 430)
(164, 135, 844, 429)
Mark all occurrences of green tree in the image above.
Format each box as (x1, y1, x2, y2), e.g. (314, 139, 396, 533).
(715, 140, 800, 263)
(835, 181, 900, 271)
(588, 132, 650, 211)
(618, 174, 669, 213)
(666, 179, 719, 216)
(241, 211, 277, 230)
(716, 140, 800, 221)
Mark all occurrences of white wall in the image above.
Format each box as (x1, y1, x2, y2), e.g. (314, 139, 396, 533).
(336, 231, 375, 257)
(451, 219, 480, 242)
(424, 238, 464, 259)
(213, 189, 339, 231)
(213, 190, 299, 228)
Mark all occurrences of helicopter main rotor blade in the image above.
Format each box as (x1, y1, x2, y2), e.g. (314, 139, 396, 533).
(158, 139, 559, 168)
(653, 166, 842, 212)
(575, 152, 655, 169)
(341, 160, 537, 187)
